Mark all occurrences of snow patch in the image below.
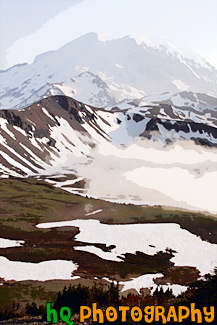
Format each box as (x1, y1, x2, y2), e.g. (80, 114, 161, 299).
(119, 273, 187, 296)
(0, 238, 24, 248)
(37, 219, 217, 276)
(0, 118, 16, 140)
(0, 257, 78, 281)
(85, 209, 103, 216)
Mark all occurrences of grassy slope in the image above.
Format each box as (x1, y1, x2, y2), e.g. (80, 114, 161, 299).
(0, 177, 216, 307)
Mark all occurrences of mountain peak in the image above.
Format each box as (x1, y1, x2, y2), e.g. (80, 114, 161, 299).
(0, 32, 216, 111)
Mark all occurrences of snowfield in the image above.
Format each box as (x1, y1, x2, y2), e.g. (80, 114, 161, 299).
(37, 219, 217, 276)
(0, 257, 78, 282)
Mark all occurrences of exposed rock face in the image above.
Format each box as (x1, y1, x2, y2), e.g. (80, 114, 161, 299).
(142, 117, 217, 142)
(0, 95, 217, 177)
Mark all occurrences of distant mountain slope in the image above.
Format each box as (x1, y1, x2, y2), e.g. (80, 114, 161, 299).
(0, 95, 217, 177)
(138, 91, 217, 112)
(0, 33, 216, 110)
(3, 71, 116, 110)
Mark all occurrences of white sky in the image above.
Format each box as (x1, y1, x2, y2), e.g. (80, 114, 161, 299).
(0, 0, 217, 70)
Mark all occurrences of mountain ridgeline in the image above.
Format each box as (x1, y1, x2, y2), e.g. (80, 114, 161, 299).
(0, 95, 217, 177)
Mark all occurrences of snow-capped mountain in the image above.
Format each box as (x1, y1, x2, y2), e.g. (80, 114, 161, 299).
(0, 33, 216, 110)
(0, 95, 217, 177)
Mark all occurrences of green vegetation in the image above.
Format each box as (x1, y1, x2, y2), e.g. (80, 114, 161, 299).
(0, 177, 216, 322)
(0, 177, 216, 242)
(1, 271, 216, 323)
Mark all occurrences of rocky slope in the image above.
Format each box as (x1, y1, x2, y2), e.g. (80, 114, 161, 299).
(0, 95, 217, 177)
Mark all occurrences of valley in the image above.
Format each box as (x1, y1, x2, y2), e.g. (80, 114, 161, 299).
(0, 95, 217, 212)
(0, 31, 216, 322)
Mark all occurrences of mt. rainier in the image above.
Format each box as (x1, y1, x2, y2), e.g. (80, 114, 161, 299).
(0, 32, 216, 110)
